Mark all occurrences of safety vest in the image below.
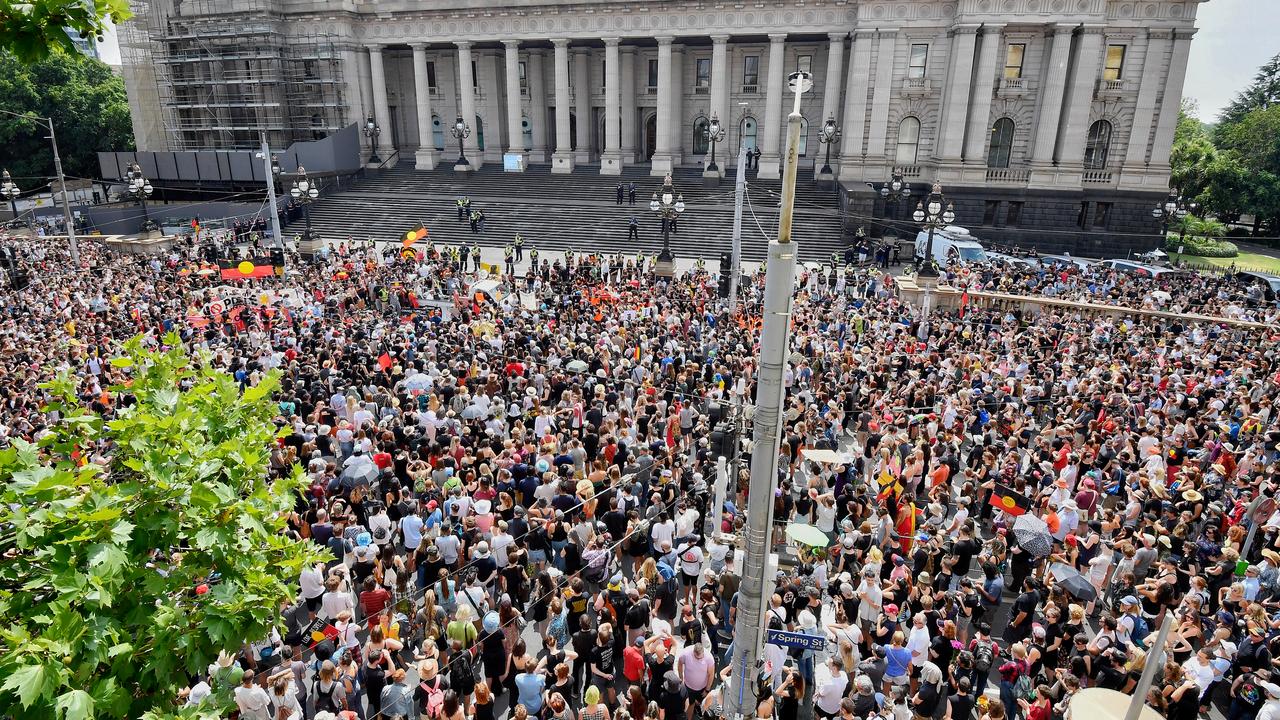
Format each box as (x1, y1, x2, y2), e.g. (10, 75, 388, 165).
(514, 234, 524, 247)
(504, 246, 514, 259)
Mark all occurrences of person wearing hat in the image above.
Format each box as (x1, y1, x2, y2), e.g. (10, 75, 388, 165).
(379, 668, 414, 720)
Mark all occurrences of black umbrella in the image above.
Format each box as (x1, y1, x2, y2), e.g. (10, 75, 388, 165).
(1049, 562, 1097, 602)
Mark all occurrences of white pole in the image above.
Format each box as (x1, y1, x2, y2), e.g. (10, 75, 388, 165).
(724, 71, 809, 720)
(260, 132, 284, 250)
(48, 120, 79, 265)
(1123, 614, 1175, 720)
(730, 142, 748, 313)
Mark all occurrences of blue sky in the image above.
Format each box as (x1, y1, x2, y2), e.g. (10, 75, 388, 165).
(1184, 0, 1280, 123)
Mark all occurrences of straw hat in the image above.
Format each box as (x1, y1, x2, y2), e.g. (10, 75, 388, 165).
(1182, 489, 1203, 503)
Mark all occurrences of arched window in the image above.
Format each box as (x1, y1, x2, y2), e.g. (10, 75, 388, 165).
(692, 117, 709, 155)
(895, 116, 921, 165)
(431, 115, 444, 151)
(798, 116, 809, 156)
(740, 116, 758, 152)
(1084, 120, 1112, 170)
(521, 116, 533, 150)
(475, 115, 485, 151)
(987, 117, 1015, 169)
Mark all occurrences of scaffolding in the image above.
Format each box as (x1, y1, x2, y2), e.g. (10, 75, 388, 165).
(120, 0, 349, 151)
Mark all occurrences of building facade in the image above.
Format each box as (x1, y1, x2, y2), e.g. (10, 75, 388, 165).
(119, 0, 1205, 253)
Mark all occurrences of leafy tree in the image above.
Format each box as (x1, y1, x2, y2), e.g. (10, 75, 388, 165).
(1219, 52, 1280, 126)
(0, 0, 129, 63)
(1184, 214, 1227, 240)
(1216, 104, 1280, 177)
(0, 334, 326, 720)
(0, 50, 134, 184)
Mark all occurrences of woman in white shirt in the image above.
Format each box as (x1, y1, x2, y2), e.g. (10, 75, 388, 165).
(320, 574, 354, 620)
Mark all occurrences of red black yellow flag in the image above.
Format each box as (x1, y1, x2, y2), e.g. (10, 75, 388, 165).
(218, 257, 283, 281)
(989, 483, 1032, 516)
(402, 223, 428, 248)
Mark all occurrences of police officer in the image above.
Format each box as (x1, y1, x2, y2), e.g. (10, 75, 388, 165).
(694, 256, 706, 274)
(635, 251, 645, 275)
(471, 241, 481, 272)
(627, 216, 639, 242)
(529, 246, 539, 269)
(564, 247, 575, 268)
(504, 243, 515, 276)
(469, 209, 480, 233)
(460, 242, 471, 269)
(513, 233, 524, 262)
(456, 196, 467, 221)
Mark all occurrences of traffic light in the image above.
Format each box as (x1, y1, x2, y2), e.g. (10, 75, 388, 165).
(717, 252, 732, 298)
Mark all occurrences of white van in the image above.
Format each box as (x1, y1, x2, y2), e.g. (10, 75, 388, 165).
(914, 225, 989, 266)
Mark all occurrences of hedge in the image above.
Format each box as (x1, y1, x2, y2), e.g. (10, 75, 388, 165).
(1165, 235, 1239, 258)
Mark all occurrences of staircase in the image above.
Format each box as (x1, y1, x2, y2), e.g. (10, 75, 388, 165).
(294, 163, 847, 263)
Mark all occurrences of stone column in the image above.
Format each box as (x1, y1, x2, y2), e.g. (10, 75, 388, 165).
(455, 41, 482, 169)
(962, 25, 1004, 162)
(528, 50, 549, 162)
(1056, 26, 1105, 167)
(1122, 30, 1170, 169)
(412, 44, 438, 170)
(551, 39, 574, 173)
(600, 38, 622, 174)
(503, 40, 525, 169)
(573, 48, 591, 163)
(756, 33, 788, 179)
(936, 25, 979, 162)
(342, 48, 367, 156)
(838, 30, 874, 178)
(620, 46, 637, 164)
(651, 36, 675, 175)
(669, 49, 684, 164)
(1030, 25, 1074, 165)
(707, 34, 730, 174)
(866, 30, 898, 160)
(368, 45, 395, 163)
(819, 33, 846, 133)
(1148, 29, 1196, 168)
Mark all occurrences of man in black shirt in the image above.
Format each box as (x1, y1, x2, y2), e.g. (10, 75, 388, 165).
(644, 635, 676, 702)
(952, 526, 980, 582)
(948, 677, 976, 720)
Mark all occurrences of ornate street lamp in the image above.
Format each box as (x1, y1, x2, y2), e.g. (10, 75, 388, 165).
(1152, 190, 1195, 253)
(704, 113, 727, 174)
(1, 170, 20, 227)
(363, 116, 382, 164)
(912, 180, 956, 278)
(817, 116, 840, 176)
(450, 115, 472, 169)
(125, 162, 156, 231)
(289, 165, 320, 244)
(649, 172, 686, 277)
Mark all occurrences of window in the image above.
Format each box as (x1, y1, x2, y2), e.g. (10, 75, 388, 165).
(895, 116, 921, 165)
(983, 201, 1000, 226)
(518, 61, 527, 94)
(1006, 201, 1023, 227)
(693, 116, 710, 154)
(647, 59, 658, 91)
(521, 116, 532, 150)
(696, 58, 711, 91)
(740, 116, 758, 152)
(908, 44, 928, 79)
(431, 114, 444, 150)
(472, 60, 478, 89)
(796, 54, 812, 74)
(1084, 119, 1113, 169)
(743, 55, 759, 90)
(1003, 44, 1025, 79)
(1103, 45, 1126, 81)
(798, 116, 809, 156)
(475, 115, 484, 151)
(1077, 201, 1089, 229)
(987, 118, 1015, 169)
(1094, 202, 1112, 229)
(426, 61, 438, 91)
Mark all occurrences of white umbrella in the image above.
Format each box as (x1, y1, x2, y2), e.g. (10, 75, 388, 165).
(566, 359, 589, 374)
(403, 373, 432, 392)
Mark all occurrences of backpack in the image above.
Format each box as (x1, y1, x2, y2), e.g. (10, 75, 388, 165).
(656, 561, 680, 595)
(1014, 672, 1034, 702)
(1128, 612, 1150, 649)
(419, 676, 445, 718)
(313, 677, 343, 714)
(972, 639, 996, 674)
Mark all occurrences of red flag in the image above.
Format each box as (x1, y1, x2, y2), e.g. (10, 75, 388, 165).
(988, 483, 1031, 516)
(377, 353, 392, 371)
(959, 290, 969, 318)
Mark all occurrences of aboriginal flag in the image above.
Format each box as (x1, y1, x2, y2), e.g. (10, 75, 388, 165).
(402, 223, 428, 248)
(989, 483, 1032, 516)
(218, 257, 282, 280)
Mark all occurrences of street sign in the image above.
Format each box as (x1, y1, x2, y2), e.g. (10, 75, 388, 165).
(766, 629, 826, 652)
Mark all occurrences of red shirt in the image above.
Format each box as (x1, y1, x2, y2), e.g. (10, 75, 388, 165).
(622, 645, 646, 682)
(359, 587, 391, 618)
(372, 452, 393, 470)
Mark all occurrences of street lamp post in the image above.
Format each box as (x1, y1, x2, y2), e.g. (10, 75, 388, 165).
(875, 171, 914, 260)
(817, 116, 840, 178)
(289, 165, 321, 247)
(126, 162, 157, 234)
(363, 117, 382, 164)
(0, 109, 79, 263)
(1151, 191, 1193, 254)
(703, 113, 727, 177)
(1, 170, 20, 227)
(649, 172, 686, 278)
(450, 115, 472, 172)
(912, 181, 956, 277)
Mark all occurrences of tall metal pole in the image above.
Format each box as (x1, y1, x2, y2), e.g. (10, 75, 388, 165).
(47, 120, 79, 265)
(729, 142, 748, 313)
(1123, 614, 1174, 720)
(724, 71, 808, 720)
(260, 132, 284, 250)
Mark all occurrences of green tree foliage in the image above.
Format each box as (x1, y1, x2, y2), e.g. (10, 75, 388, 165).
(1216, 104, 1280, 178)
(1219, 52, 1280, 126)
(0, 334, 326, 720)
(0, 0, 129, 63)
(0, 49, 134, 183)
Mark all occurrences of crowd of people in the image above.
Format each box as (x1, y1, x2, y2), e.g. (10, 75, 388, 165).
(3, 227, 1280, 720)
